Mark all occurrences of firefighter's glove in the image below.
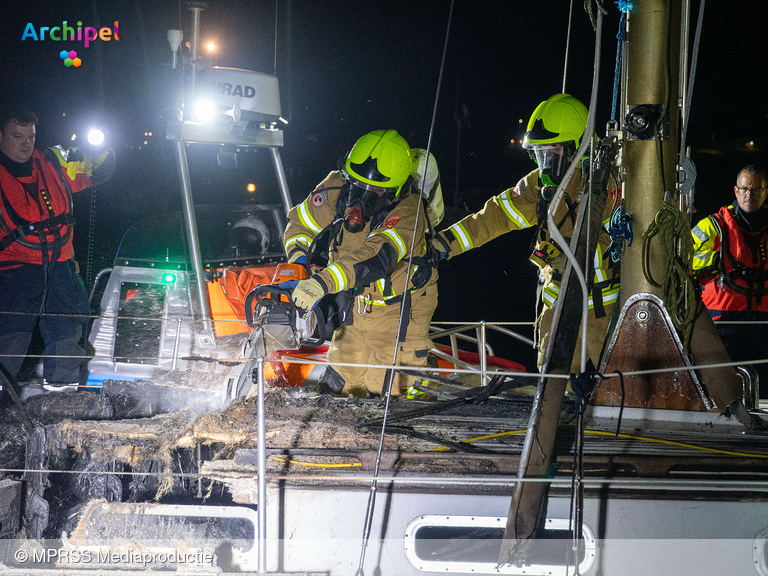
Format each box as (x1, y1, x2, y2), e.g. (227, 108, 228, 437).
(430, 231, 451, 261)
(550, 252, 568, 275)
(288, 252, 307, 265)
(292, 278, 326, 310)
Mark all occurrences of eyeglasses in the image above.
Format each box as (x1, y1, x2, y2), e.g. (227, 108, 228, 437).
(736, 186, 767, 194)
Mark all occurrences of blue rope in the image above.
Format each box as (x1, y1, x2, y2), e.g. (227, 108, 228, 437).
(606, 204, 633, 263)
(611, 2, 633, 122)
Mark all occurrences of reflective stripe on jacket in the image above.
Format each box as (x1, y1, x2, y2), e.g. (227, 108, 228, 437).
(440, 167, 620, 313)
(692, 205, 768, 312)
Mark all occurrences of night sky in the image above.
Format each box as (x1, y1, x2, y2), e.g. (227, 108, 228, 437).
(0, 0, 766, 369)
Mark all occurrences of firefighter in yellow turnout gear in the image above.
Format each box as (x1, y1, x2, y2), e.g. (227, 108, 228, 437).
(433, 94, 621, 371)
(284, 130, 439, 398)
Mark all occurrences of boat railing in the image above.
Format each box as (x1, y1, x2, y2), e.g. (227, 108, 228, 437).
(429, 321, 535, 382)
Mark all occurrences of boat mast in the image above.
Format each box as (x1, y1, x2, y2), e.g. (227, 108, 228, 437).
(596, 0, 743, 413)
(497, 0, 739, 566)
(619, 0, 681, 301)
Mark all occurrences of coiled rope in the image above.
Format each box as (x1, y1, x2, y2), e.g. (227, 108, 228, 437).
(642, 199, 697, 353)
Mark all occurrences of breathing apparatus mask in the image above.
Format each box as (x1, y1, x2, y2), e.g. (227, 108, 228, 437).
(529, 142, 576, 188)
(341, 178, 395, 233)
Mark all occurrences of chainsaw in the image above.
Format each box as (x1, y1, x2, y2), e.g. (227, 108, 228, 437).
(231, 262, 326, 398)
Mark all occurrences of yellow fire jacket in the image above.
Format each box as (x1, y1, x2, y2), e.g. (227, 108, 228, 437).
(284, 171, 437, 305)
(440, 168, 620, 316)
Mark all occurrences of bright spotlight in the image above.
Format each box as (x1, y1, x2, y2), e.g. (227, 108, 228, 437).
(194, 99, 217, 122)
(87, 128, 105, 146)
(207, 42, 216, 52)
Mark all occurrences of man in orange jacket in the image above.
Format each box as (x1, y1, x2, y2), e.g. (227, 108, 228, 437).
(0, 105, 115, 391)
(692, 165, 768, 398)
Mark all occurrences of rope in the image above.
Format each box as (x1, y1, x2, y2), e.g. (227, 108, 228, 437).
(605, 199, 632, 263)
(610, 2, 632, 122)
(430, 428, 768, 460)
(567, 370, 596, 570)
(268, 456, 361, 469)
(584, 0, 608, 31)
(595, 370, 624, 435)
(642, 199, 697, 353)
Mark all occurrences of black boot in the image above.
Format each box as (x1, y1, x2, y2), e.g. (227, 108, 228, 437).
(318, 366, 345, 395)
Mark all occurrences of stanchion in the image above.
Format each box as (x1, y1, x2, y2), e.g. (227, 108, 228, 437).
(255, 355, 267, 573)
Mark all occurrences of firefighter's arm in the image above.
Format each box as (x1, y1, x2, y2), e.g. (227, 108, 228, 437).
(49, 145, 116, 192)
(437, 172, 539, 260)
(283, 172, 340, 262)
(691, 216, 721, 282)
(311, 196, 422, 294)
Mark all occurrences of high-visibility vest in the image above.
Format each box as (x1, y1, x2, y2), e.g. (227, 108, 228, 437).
(694, 205, 768, 312)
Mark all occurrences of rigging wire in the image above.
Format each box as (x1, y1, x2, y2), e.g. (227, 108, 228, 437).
(677, 0, 705, 216)
(679, 0, 705, 153)
(355, 1, 456, 574)
(273, 0, 279, 76)
(562, 0, 575, 93)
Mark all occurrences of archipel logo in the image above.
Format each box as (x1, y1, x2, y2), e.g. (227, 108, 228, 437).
(21, 21, 120, 67)
(60, 50, 81, 68)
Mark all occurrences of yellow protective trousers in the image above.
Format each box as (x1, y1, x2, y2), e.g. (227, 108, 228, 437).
(328, 281, 438, 397)
(536, 301, 615, 374)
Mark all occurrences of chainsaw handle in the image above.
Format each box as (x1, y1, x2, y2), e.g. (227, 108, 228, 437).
(244, 284, 295, 327)
(244, 284, 327, 347)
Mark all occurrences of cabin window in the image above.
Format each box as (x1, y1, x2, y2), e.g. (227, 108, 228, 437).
(753, 527, 768, 576)
(404, 516, 595, 575)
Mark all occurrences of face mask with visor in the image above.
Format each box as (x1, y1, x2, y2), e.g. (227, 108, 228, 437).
(528, 142, 576, 187)
(342, 179, 395, 233)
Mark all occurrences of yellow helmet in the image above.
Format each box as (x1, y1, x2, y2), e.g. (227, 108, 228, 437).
(523, 94, 588, 186)
(342, 129, 412, 199)
(523, 94, 588, 149)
